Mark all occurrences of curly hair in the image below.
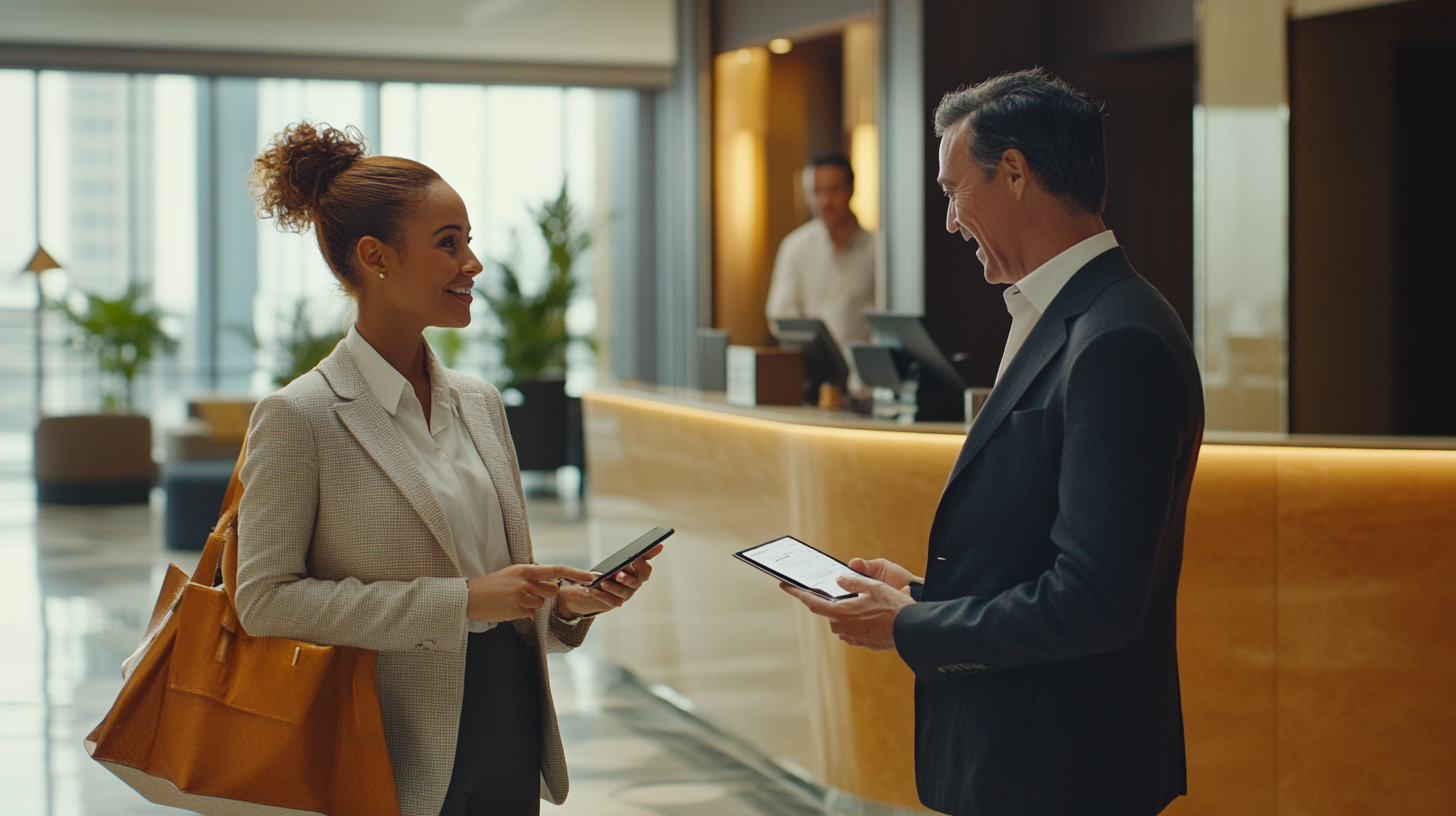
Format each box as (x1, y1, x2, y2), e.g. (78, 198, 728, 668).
(249, 121, 441, 296)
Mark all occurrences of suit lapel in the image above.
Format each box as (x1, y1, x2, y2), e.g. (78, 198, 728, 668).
(318, 345, 462, 573)
(945, 311, 1067, 487)
(945, 249, 1135, 488)
(455, 383, 531, 566)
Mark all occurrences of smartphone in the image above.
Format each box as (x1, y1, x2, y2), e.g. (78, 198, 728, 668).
(734, 535, 863, 600)
(586, 527, 674, 587)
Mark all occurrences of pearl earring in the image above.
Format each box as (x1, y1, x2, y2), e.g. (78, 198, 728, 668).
(378, 272, 386, 280)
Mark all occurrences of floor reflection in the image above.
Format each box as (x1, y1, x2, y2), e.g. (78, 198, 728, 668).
(0, 471, 822, 816)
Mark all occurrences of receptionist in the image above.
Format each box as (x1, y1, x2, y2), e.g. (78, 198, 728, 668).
(765, 153, 876, 394)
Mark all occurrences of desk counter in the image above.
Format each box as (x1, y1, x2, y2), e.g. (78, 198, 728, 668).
(582, 385, 1456, 815)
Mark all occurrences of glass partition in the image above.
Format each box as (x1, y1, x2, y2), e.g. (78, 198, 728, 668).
(1195, 0, 1290, 433)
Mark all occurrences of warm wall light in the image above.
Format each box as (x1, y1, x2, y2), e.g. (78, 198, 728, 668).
(768, 38, 792, 55)
(714, 48, 771, 346)
(849, 123, 879, 231)
(843, 21, 879, 231)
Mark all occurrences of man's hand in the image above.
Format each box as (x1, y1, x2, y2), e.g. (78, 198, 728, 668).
(848, 557, 923, 595)
(557, 543, 664, 620)
(780, 570, 915, 651)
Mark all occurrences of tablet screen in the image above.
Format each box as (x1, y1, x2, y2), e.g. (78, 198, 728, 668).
(737, 536, 859, 599)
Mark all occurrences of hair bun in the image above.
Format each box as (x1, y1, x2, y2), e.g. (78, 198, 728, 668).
(250, 122, 368, 232)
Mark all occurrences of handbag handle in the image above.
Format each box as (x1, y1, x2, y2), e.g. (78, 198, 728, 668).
(189, 438, 250, 601)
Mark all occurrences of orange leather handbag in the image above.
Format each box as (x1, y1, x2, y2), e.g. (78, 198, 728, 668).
(86, 445, 400, 815)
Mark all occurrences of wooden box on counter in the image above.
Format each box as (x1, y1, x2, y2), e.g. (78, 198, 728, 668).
(726, 346, 803, 407)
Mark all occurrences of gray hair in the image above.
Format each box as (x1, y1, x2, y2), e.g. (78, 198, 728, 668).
(934, 68, 1107, 214)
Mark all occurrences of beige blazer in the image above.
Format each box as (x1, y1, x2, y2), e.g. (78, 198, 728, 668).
(235, 342, 589, 816)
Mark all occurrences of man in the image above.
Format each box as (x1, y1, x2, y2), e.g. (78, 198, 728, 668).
(783, 69, 1203, 816)
(765, 153, 876, 392)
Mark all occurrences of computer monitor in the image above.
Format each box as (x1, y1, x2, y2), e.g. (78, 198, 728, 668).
(849, 343, 906, 391)
(863, 313, 969, 422)
(772, 318, 850, 398)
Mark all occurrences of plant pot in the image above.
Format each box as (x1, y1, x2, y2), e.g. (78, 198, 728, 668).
(504, 379, 570, 472)
(35, 414, 157, 504)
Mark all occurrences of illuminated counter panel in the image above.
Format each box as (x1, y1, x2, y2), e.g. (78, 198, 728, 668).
(583, 387, 1456, 815)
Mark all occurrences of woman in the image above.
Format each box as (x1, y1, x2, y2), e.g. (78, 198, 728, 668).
(235, 122, 657, 816)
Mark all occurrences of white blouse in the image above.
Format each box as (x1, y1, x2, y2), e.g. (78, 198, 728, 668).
(343, 327, 511, 633)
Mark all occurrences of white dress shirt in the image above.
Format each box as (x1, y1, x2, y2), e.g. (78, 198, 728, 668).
(344, 328, 511, 633)
(995, 231, 1120, 383)
(766, 219, 878, 376)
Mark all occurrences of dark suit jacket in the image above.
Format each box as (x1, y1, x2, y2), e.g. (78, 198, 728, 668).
(893, 248, 1203, 816)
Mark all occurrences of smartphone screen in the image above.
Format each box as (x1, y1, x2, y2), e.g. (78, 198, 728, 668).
(587, 527, 673, 586)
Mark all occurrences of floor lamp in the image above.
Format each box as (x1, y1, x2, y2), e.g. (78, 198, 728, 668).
(24, 245, 61, 420)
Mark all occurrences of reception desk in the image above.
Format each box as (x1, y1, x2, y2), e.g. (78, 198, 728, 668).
(582, 385, 1456, 815)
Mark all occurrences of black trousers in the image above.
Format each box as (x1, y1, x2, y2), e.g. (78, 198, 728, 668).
(439, 625, 542, 816)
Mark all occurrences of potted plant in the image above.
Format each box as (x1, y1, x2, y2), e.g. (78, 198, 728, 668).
(270, 300, 347, 387)
(482, 182, 593, 472)
(35, 284, 177, 504)
(231, 298, 347, 389)
(52, 283, 178, 412)
(424, 327, 465, 369)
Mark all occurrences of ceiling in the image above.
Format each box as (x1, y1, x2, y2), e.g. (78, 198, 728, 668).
(0, 0, 677, 67)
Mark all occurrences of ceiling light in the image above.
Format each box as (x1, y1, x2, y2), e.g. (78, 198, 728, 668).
(768, 38, 793, 55)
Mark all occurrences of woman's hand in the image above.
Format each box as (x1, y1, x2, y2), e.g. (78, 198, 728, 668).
(557, 543, 664, 620)
(467, 564, 596, 623)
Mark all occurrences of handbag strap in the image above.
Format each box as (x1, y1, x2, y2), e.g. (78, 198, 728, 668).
(189, 438, 249, 597)
(219, 438, 248, 606)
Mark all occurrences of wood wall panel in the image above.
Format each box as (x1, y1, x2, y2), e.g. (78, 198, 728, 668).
(1274, 449, 1456, 815)
(1165, 446, 1278, 816)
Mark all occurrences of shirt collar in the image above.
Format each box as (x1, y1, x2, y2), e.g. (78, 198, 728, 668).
(343, 326, 459, 422)
(1012, 230, 1119, 314)
(813, 218, 868, 251)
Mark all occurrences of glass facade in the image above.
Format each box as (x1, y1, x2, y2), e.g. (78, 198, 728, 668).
(0, 70, 603, 442)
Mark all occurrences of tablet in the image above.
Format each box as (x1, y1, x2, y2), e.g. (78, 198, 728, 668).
(734, 535, 862, 601)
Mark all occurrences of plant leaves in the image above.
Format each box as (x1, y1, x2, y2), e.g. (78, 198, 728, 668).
(482, 180, 593, 388)
(274, 300, 346, 387)
(49, 283, 177, 412)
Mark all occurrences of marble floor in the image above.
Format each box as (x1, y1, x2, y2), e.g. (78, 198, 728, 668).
(0, 465, 824, 816)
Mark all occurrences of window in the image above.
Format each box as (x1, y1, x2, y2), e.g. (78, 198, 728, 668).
(0, 70, 606, 453)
